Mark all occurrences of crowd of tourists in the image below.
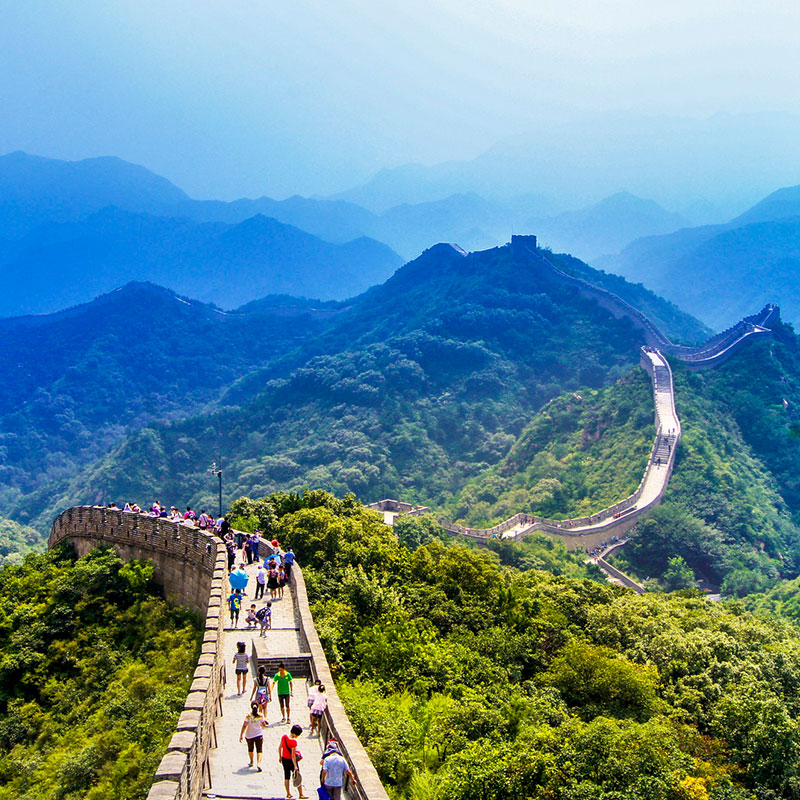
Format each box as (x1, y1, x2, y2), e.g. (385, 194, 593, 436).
(225, 535, 354, 800)
(107, 499, 224, 531)
(107, 500, 354, 797)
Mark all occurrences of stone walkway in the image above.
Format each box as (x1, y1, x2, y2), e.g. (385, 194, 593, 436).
(205, 559, 323, 800)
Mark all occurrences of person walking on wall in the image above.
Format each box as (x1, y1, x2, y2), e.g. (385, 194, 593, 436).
(321, 748, 356, 800)
(255, 563, 267, 599)
(272, 663, 293, 723)
(240, 702, 267, 771)
(228, 587, 243, 627)
(233, 641, 250, 695)
(279, 724, 307, 799)
(309, 683, 328, 736)
(250, 665, 272, 718)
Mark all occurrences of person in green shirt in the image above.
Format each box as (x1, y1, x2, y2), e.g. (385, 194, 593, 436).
(272, 663, 294, 723)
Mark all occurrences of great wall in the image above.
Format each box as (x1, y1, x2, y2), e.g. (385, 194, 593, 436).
(373, 238, 778, 578)
(47, 237, 780, 798)
(49, 507, 389, 800)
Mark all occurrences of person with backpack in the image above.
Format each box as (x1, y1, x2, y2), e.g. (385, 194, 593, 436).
(232, 640, 250, 695)
(228, 588, 243, 628)
(250, 666, 272, 718)
(198, 509, 213, 530)
(279, 724, 307, 799)
(240, 702, 267, 771)
(267, 560, 280, 600)
(272, 663, 293, 723)
(256, 602, 272, 637)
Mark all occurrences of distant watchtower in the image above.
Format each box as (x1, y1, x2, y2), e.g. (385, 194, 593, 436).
(511, 234, 537, 250)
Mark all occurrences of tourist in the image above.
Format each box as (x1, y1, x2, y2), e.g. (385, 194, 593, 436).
(268, 560, 280, 600)
(272, 663, 294, 723)
(184, 506, 197, 522)
(198, 509, 213, 530)
(278, 724, 307, 799)
(226, 538, 237, 570)
(282, 547, 295, 579)
(228, 588, 243, 628)
(239, 702, 267, 771)
(277, 565, 286, 600)
(256, 601, 272, 636)
(251, 530, 261, 562)
(309, 683, 328, 736)
(321, 747, 355, 800)
(244, 534, 254, 565)
(250, 666, 272, 718)
(255, 563, 267, 599)
(235, 528, 246, 550)
(245, 604, 259, 628)
(233, 641, 250, 695)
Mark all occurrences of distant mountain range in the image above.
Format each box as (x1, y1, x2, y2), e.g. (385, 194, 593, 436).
(329, 112, 800, 221)
(0, 152, 695, 294)
(0, 204, 401, 316)
(600, 184, 800, 329)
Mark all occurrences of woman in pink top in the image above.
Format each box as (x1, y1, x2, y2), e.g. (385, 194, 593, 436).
(309, 683, 328, 736)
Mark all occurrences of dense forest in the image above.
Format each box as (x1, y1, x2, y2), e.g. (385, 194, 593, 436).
(32, 243, 699, 532)
(230, 490, 800, 800)
(0, 546, 201, 800)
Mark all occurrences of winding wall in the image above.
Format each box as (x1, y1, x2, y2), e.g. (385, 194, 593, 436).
(439, 238, 779, 552)
(49, 507, 388, 800)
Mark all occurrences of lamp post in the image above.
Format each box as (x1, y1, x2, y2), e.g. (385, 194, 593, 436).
(210, 461, 223, 518)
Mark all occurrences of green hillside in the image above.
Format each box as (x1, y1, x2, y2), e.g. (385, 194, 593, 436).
(239, 490, 800, 800)
(34, 243, 671, 530)
(0, 546, 201, 800)
(445, 368, 654, 526)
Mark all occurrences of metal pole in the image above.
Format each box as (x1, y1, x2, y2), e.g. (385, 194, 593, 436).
(218, 469, 223, 518)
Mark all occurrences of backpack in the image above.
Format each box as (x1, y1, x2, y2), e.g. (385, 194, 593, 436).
(255, 607, 270, 621)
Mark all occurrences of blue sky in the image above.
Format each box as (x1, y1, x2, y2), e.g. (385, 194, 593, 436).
(2, 1, 800, 199)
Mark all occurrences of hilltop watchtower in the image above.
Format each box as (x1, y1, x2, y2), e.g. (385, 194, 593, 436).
(511, 234, 538, 250)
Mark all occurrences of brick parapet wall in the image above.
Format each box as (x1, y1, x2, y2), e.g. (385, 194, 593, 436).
(49, 507, 228, 800)
(290, 566, 391, 800)
(49, 507, 391, 800)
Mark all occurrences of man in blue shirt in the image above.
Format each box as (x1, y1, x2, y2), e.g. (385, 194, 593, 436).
(321, 751, 355, 800)
(282, 548, 295, 578)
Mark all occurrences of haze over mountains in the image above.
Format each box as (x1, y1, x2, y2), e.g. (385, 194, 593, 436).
(602, 184, 800, 329)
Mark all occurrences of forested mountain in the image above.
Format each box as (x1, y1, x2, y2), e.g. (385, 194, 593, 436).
(447, 319, 800, 594)
(601, 184, 800, 329)
(18, 240, 704, 532)
(0, 283, 341, 522)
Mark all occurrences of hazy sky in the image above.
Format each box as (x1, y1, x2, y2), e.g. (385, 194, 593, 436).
(2, 1, 800, 199)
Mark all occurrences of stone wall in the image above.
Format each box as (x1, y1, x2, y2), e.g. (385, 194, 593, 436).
(290, 567, 391, 800)
(49, 506, 391, 800)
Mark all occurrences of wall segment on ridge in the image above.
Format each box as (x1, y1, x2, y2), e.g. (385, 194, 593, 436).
(49, 506, 388, 800)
